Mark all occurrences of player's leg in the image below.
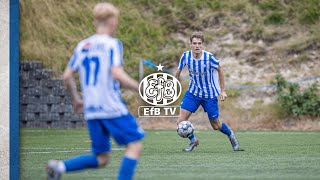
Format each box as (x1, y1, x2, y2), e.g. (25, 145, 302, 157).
(202, 96, 231, 135)
(177, 108, 196, 138)
(178, 108, 199, 151)
(179, 91, 201, 151)
(102, 113, 145, 180)
(209, 118, 231, 136)
(210, 118, 240, 151)
(203, 97, 240, 151)
(118, 141, 143, 180)
(46, 119, 111, 180)
(176, 108, 192, 124)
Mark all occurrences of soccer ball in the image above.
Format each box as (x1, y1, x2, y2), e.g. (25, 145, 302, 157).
(177, 121, 194, 138)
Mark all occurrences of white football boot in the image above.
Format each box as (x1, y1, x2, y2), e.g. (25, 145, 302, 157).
(228, 131, 240, 151)
(183, 140, 199, 152)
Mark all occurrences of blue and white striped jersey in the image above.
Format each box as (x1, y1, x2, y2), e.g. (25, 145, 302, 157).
(68, 34, 128, 120)
(178, 50, 221, 99)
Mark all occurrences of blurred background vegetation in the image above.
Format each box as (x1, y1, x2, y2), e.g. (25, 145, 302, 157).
(20, 0, 320, 128)
(20, 0, 320, 78)
(275, 75, 320, 117)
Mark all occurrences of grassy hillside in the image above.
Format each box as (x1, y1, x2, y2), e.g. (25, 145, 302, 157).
(20, 0, 320, 78)
(20, 0, 320, 128)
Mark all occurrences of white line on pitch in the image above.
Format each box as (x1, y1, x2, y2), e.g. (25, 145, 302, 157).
(20, 148, 125, 154)
(21, 147, 90, 150)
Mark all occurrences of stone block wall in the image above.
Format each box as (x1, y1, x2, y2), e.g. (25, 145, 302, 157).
(19, 61, 85, 128)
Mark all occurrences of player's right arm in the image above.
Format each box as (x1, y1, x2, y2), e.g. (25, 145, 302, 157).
(175, 69, 182, 79)
(63, 67, 83, 113)
(63, 48, 83, 113)
(175, 52, 187, 79)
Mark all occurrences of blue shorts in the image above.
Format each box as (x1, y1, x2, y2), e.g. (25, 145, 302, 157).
(86, 113, 145, 155)
(180, 91, 219, 120)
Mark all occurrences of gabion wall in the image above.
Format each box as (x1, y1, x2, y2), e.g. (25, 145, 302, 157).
(19, 61, 85, 128)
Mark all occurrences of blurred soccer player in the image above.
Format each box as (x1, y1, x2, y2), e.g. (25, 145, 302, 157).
(175, 31, 240, 152)
(46, 3, 145, 180)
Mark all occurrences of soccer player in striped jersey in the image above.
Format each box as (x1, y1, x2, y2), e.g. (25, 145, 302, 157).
(46, 3, 145, 180)
(175, 31, 240, 152)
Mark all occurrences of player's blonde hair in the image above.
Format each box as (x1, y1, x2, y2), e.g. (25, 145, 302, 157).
(190, 31, 204, 43)
(93, 2, 119, 26)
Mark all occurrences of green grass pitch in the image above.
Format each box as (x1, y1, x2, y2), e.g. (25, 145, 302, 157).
(20, 129, 320, 180)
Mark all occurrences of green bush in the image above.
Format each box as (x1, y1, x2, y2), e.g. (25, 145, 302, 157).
(299, 2, 320, 24)
(264, 12, 285, 24)
(275, 75, 320, 117)
(258, 0, 282, 11)
(293, 0, 320, 24)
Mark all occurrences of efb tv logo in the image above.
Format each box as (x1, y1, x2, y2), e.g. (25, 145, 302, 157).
(138, 64, 181, 117)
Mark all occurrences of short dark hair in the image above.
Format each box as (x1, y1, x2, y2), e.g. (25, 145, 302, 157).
(190, 31, 204, 43)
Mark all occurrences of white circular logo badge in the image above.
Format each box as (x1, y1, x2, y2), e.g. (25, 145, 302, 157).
(139, 73, 182, 106)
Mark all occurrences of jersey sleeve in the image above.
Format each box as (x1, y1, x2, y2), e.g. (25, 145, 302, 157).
(209, 54, 220, 69)
(110, 39, 123, 67)
(178, 52, 186, 70)
(67, 48, 80, 71)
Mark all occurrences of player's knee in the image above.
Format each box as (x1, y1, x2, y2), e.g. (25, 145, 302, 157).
(210, 119, 221, 130)
(97, 153, 111, 167)
(132, 141, 143, 154)
(176, 118, 184, 125)
(126, 141, 143, 158)
(212, 124, 220, 130)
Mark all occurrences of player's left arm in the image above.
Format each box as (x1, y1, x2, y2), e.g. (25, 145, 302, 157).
(217, 65, 227, 101)
(111, 39, 139, 92)
(63, 67, 83, 113)
(111, 66, 139, 92)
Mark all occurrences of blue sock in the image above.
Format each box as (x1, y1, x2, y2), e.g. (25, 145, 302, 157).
(63, 154, 99, 172)
(188, 133, 197, 143)
(118, 156, 138, 180)
(220, 122, 232, 136)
